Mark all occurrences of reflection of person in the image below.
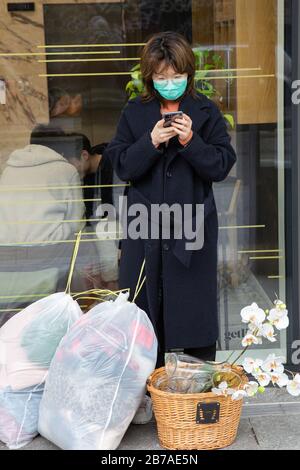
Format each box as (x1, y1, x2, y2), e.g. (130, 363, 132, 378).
(83, 143, 114, 223)
(0, 127, 118, 325)
(65, 135, 119, 290)
(106, 32, 237, 376)
(0, 125, 87, 326)
(0, 125, 85, 244)
(49, 87, 82, 118)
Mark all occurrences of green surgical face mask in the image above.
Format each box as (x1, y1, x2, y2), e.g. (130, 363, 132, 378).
(153, 77, 188, 101)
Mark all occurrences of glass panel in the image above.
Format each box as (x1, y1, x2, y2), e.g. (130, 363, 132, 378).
(192, 0, 286, 360)
(0, 1, 290, 362)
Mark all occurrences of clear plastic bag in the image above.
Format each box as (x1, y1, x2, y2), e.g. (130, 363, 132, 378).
(0, 292, 82, 449)
(38, 292, 158, 450)
(0, 384, 43, 449)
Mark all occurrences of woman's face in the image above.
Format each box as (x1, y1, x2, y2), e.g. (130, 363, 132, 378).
(152, 63, 187, 83)
(152, 63, 188, 101)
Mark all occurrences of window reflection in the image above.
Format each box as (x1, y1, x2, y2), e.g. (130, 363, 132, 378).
(0, 0, 287, 360)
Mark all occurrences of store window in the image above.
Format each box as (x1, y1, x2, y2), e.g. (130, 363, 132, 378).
(0, 0, 291, 362)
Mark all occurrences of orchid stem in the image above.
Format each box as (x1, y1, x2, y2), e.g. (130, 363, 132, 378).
(231, 346, 250, 367)
(223, 351, 236, 364)
(231, 327, 259, 366)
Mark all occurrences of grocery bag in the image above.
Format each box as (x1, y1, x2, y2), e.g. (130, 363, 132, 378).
(0, 233, 83, 449)
(0, 384, 43, 450)
(38, 292, 157, 450)
(0, 292, 82, 448)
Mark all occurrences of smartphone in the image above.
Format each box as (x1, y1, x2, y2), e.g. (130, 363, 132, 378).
(162, 111, 183, 128)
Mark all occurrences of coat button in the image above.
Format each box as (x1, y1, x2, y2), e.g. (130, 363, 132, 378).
(166, 171, 172, 178)
(163, 243, 170, 251)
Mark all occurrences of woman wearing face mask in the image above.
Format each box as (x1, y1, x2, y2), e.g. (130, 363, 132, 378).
(105, 31, 237, 423)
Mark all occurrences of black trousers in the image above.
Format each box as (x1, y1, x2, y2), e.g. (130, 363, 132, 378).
(155, 274, 217, 369)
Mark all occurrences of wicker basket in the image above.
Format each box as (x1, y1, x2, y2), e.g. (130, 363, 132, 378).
(147, 366, 248, 450)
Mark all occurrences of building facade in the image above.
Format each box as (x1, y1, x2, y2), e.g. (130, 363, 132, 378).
(0, 0, 299, 366)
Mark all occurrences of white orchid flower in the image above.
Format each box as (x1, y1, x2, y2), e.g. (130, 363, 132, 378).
(268, 308, 289, 331)
(243, 357, 263, 374)
(261, 323, 277, 342)
(287, 374, 300, 397)
(243, 381, 259, 397)
(270, 372, 289, 388)
(212, 381, 233, 396)
(241, 303, 266, 326)
(274, 300, 287, 311)
(262, 354, 285, 374)
(248, 322, 257, 333)
(232, 390, 247, 401)
(242, 333, 260, 347)
(253, 370, 271, 387)
(248, 322, 263, 334)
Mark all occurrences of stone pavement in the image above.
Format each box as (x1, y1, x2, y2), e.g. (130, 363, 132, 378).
(1, 389, 300, 451)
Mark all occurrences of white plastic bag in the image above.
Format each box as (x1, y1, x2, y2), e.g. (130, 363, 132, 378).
(38, 292, 157, 450)
(0, 292, 82, 449)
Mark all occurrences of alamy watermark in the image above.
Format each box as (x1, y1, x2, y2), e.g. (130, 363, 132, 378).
(95, 196, 204, 251)
(291, 340, 300, 365)
(292, 80, 300, 104)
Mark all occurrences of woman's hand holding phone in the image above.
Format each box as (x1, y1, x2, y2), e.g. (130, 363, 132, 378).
(170, 113, 193, 142)
(151, 119, 178, 148)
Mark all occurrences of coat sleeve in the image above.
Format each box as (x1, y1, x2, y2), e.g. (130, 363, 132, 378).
(178, 104, 237, 183)
(105, 108, 163, 182)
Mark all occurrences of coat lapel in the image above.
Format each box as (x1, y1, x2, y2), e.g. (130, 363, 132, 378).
(164, 94, 211, 170)
(139, 94, 212, 190)
(143, 98, 162, 134)
(179, 94, 211, 132)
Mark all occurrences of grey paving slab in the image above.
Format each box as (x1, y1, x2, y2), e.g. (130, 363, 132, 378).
(224, 419, 260, 450)
(1, 389, 300, 451)
(249, 415, 300, 450)
(19, 437, 59, 451)
(119, 420, 162, 451)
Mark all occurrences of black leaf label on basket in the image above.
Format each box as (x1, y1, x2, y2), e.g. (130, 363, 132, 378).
(196, 402, 220, 424)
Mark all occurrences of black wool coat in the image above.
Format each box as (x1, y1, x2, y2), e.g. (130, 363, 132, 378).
(105, 93, 237, 350)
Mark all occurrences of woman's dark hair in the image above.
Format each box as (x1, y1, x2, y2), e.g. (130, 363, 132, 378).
(140, 31, 196, 102)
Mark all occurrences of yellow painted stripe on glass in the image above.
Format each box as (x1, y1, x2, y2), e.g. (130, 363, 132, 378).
(199, 67, 261, 73)
(75, 232, 98, 235)
(38, 57, 140, 63)
(238, 249, 282, 254)
(0, 221, 265, 229)
(249, 256, 284, 260)
(0, 183, 129, 192)
(0, 198, 102, 205)
(219, 225, 266, 230)
(205, 74, 275, 80)
(0, 237, 122, 246)
(0, 308, 23, 312)
(39, 72, 133, 77)
(0, 51, 121, 57)
(1, 219, 103, 225)
(39, 72, 275, 79)
(0, 293, 52, 299)
(37, 43, 146, 48)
